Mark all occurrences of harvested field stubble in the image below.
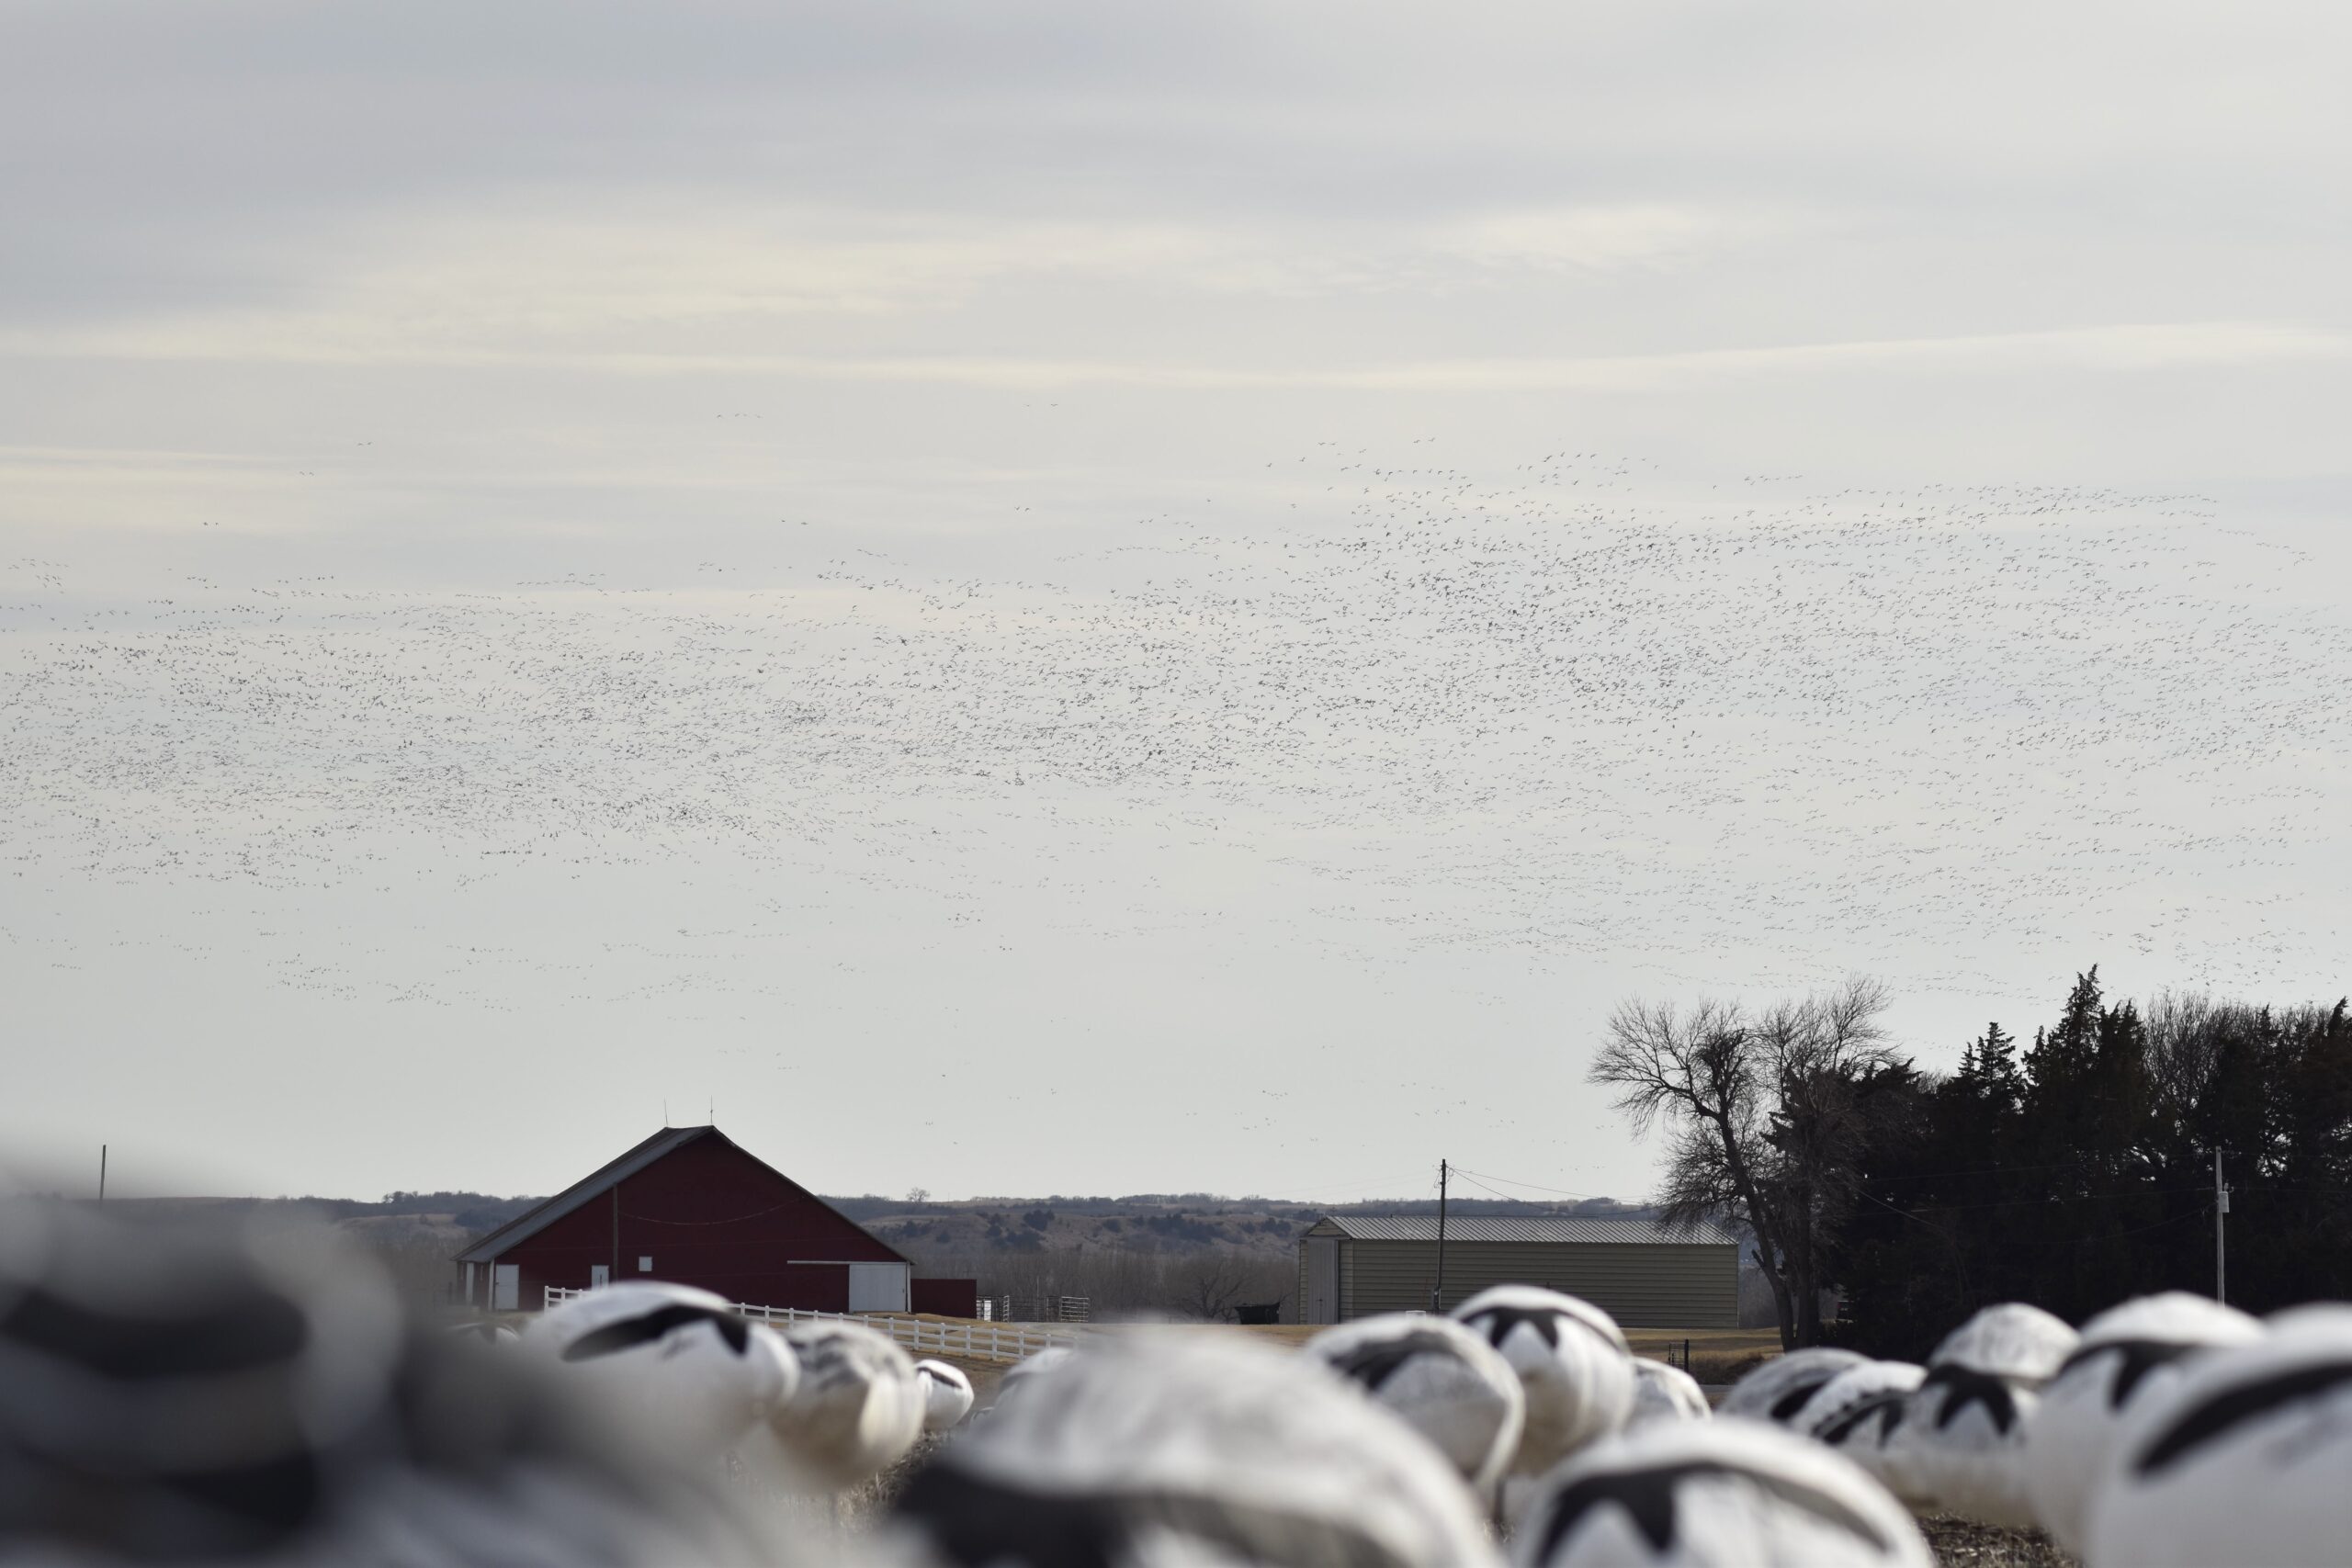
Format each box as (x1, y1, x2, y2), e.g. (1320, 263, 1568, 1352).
(1921, 1516, 2076, 1568)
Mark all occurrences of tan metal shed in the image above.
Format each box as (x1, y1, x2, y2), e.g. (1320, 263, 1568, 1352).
(1296, 1213, 1739, 1327)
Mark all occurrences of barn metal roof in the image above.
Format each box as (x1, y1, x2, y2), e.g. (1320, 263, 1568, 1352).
(456, 1124, 909, 1266)
(1309, 1214, 1736, 1246)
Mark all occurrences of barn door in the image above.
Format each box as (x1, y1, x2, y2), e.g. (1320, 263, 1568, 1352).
(492, 1264, 520, 1312)
(848, 1263, 909, 1313)
(1306, 1237, 1340, 1324)
(590, 1264, 610, 1289)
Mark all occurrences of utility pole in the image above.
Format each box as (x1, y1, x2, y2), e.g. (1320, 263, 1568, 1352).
(98, 1145, 107, 1204)
(1431, 1158, 1450, 1313)
(2215, 1147, 2230, 1304)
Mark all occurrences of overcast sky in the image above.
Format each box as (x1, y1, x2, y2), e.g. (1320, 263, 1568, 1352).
(4, 2, 2346, 1207)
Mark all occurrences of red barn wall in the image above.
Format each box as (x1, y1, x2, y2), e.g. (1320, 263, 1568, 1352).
(489, 1135, 902, 1310)
(910, 1278, 978, 1317)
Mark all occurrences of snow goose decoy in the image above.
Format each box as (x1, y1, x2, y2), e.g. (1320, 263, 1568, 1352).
(1510, 1416, 1933, 1568)
(913, 1358, 976, 1432)
(447, 1318, 522, 1348)
(1717, 1347, 1868, 1427)
(1800, 1360, 1928, 1508)
(0, 1196, 784, 1566)
(2082, 1307, 2352, 1568)
(1889, 1302, 2075, 1526)
(989, 1342, 1074, 1412)
(1452, 1286, 1634, 1472)
(1627, 1359, 1713, 1427)
(881, 1334, 1501, 1567)
(1306, 1313, 1526, 1495)
(762, 1318, 925, 1491)
(526, 1280, 795, 1454)
(2019, 1291, 2259, 1556)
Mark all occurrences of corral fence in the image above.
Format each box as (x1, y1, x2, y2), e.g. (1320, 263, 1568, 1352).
(543, 1285, 1081, 1364)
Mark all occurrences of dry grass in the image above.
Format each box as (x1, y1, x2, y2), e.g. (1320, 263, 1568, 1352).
(1919, 1516, 2076, 1568)
(1622, 1327, 1785, 1356)
(1619, 1327, 1784, 1386)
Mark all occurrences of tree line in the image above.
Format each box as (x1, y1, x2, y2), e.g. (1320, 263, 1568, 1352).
(1593, 971, 2352, 1358)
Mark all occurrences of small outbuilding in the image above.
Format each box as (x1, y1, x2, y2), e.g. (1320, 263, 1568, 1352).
(1296, 1213, 1738, 1327)
(456, 1123, 967, 1315)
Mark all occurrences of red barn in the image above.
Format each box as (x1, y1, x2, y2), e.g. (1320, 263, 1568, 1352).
(454, 1124, 955, 1315)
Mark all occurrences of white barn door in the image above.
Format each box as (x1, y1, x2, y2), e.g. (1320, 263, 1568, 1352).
(590, 1264, 610, 1288)
(492, 1264, 520, 1311)
(1306, 1237, 1340, 1324)
(848, 1263, 910, 1313)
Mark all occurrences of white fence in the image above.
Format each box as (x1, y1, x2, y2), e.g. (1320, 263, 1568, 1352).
(542, 1286, 1080, 1363)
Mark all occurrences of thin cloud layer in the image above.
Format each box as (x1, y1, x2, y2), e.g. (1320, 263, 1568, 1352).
(1, 0, 2346, 1201)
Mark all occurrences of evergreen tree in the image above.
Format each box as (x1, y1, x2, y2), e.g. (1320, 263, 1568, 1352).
(1829, 974, 2352, 1358)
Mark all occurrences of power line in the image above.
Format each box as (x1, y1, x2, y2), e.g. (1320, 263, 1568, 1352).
(1447, 1164, 1616, 1201)
(1450, 1170, 1528, 1204)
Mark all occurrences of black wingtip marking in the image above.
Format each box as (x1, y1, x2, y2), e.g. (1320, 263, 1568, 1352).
(1326, 1328, 1466, 1393)
(2136, 1359, 2352, 1477)
(1769, 1377, 1834, 1423)
(560, 1302, 751, 1362)
(1923, 1362, 2019, 1435)
(1819, 1390, 1907, 1446)
(1459, 1302, 1623, 1356)
(1535, 1458, 1891, 1560)
(2056, 1337, 2198, 1411)
(898, 1462, 1419, 1568)
(0, 1284, 309, 1381)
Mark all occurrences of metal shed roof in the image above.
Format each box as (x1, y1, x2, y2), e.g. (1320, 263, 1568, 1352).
(1311, 1214, 1736, 1246)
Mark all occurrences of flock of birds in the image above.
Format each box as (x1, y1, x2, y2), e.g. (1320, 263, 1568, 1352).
(10, 1197, 2352, 1566)
(4, 452, 2345, 1028)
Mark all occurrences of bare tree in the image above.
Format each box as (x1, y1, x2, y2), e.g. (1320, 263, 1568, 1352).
(1176, 1251, 1254, 1322)
(1590, 976, 1905, 1348)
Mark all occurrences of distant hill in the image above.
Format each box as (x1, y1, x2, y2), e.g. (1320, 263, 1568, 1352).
(826, 1192, 1652, 1265)
(74, 1187, 1676, 1320)
(93, 1191, 546, 1235)
(89, 1189, 1640, 1254)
